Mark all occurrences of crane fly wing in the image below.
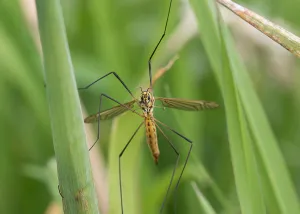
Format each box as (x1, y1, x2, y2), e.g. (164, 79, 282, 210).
(84, 100, 136, 123)
(156, 97, 219, 111)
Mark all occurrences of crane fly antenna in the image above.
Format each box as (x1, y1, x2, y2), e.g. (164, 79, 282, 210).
(148, 0, 173, 88)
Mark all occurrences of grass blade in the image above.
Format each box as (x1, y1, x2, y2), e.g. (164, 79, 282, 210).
(36, 0, 99, 213)
(217, 0, 300, 58)
(221, 41, 265, 214)
(191, 181, 216, 214)
(108, 113, 144, 214)
(189, 0, 300, 213)
(223, 25, 300, 214)
(188, 0, 269, 213)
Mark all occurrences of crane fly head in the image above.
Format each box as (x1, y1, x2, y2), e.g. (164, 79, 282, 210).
(139, 87, 155, 114)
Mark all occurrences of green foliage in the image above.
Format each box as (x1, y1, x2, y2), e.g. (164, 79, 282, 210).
(190, 0, 300, 213)
(1, 0, 300, 213)
(35, 0, 99, 213)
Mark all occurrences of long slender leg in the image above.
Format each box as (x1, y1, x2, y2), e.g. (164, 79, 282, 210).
(154, 118, 193, 213)
(78, 71, 136, 100)
(119, 122, 144, 214)
(148, 0, 173, 88)
(155, 123, 180, 214)
(89, 93, 142, 151)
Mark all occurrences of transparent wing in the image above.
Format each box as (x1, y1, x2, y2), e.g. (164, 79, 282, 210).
(156, 97, 219, 111)
(84, 100, 136, 123)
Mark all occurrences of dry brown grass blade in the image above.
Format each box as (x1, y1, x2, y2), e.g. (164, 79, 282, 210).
(217, 0, 300, 58)
(152, 55, 179, 86)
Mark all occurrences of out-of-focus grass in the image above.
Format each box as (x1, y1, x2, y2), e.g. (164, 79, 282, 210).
(1, 0, 300, 213)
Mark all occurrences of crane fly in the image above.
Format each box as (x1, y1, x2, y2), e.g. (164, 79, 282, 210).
(79, 0, 219, 213)
(84, 89, 218, 163)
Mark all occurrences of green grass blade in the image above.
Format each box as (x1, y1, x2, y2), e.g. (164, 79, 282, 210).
(108, 113, 144, 214)
(236, 95, 266, 213)
(189, 0, 300, 213)
(221, 43, 265, 214)
(191, 181, 216, 214)
(189, 0, 266, 213)
(223, 26, 300, 213)
(164, 85, 236, 213)
(35, 0, 99, 213)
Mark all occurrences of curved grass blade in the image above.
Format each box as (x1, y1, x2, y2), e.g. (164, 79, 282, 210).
(221, 45, 265, 214)
(189, 0, 300, 213)
(223, 25, 300, 214)
(189, 0, 266, 213)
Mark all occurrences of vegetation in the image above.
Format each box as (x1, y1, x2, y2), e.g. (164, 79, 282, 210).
(1, 0, 300, 213)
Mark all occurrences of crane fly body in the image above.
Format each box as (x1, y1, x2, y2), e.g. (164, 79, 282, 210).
(79, 0, 220, 212)
(139, 88, 159, 164)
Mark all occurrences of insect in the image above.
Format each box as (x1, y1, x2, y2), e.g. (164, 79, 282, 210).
(79, 0, 219, 213)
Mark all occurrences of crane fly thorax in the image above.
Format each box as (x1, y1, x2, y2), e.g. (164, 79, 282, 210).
(139, 89, 155, 115)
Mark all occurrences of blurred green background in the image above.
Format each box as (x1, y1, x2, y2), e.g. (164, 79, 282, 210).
(1, 0, 300, 213)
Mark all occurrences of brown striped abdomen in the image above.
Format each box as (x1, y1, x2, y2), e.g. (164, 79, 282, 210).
(145, 116, 160, 164)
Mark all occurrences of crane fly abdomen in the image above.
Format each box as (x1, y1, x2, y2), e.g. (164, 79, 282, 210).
(145, 116, 160, 164)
